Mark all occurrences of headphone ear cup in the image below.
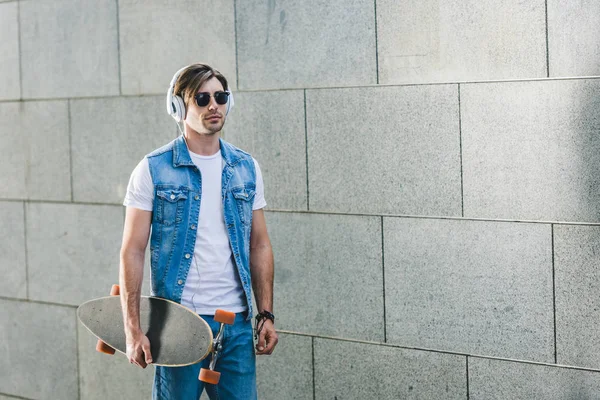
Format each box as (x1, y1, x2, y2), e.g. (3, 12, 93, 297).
(226, 91, 234, 116)
(171, 95, 186, 122)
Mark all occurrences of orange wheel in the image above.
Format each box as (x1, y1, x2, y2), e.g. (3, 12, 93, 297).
(199, 368, 221, 384)
(110, 284, 120, 296)
(214, 309, 235, 325)
(96, 340, 116, 355)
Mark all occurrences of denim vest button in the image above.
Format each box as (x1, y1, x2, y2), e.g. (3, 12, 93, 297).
(185, 253, 191, 259)
(191, 224, 196, 230)
(170, 194, 175, 200)
(178, 279, 183, 285)
(194, 195, 200, 200)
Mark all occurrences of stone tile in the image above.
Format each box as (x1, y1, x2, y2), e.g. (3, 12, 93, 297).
(548, 0, 600, 77)
(314, 338, 467, 399)
(462, 79, 600, 222)
(119, 0, 236, 94)
(0, 202, 26, 299)
(0, 300, 77, 399)
(20, 0, 119, 98)
(0, 101, 70, 201)
(224, 90, 307, 211)
(70, 96, 175, 204)
(266, 212, 384, 341)
(307, 85, 461, 216)
(236, 0, 376, 90)
(0, 2, 20, 100)
(377, 0, 546, 84)
(26, 203, 123, 306)
(256, 333, 313, 400)
(555, 225, 600, 369)
(469, 357, 600, 399)
(78, 321, 153, 400)
(384, 217, 554, 362)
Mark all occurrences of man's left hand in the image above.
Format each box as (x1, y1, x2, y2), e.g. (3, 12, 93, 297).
(255, 319, 278, 355)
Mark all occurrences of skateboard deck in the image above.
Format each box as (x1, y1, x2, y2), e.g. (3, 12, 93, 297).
(77, 295, 213, 366)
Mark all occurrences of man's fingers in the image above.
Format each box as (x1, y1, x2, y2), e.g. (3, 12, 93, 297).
(256, 328, 278, 355)
(264, 333, 279, 354)
(130, 357, 146, 369)
(143, 343, 153, 364)
(256, 330, 267, 352)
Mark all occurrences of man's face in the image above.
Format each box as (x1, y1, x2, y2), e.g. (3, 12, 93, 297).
(184, 77, 227, 136)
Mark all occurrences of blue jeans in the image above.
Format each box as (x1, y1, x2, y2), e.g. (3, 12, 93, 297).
(153, 312, 257, 400)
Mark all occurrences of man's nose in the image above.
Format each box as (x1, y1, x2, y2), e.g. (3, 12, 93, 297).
(207, 95, 218, 110)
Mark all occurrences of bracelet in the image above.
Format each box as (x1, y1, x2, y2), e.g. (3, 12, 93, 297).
(255, 310, 275, 323)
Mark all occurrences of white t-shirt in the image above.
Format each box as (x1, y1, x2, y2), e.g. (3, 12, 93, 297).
(123, 150, 266, 315)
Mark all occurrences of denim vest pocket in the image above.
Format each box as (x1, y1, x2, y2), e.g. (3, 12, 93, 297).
(155, 188, 188, 225)
(231, 184, 256, 226)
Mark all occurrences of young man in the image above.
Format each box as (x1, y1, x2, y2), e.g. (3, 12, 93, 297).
(119, 63, 278, 399)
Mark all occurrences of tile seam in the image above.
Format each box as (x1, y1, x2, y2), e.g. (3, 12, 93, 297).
(23, 201, 29, 300)
(374, 0, 379, 84)
(116, 0, 122, 95)
(68, 100, 74, 202)
(466, 356, 470, 399)
(234, 0, 240, 89)
(17, 0, 23, 100)
(263, 209, 600, 226)
(2, 199, 600, 227)
(545, 0, 550, 77)
(381, 216, 386, 342)
(312, 337, 316, 400)
(275, 329, 600, 373)
(0, 295, 80, 309)
(458, 84, 464, 217)
(304, 89, 309, 211)
(0, 392, 35, 400)
(2, 75, 600, 103)
(76, 311, 81, 400)
(552, 224, 557, 364)
(214, 75, 600, 92)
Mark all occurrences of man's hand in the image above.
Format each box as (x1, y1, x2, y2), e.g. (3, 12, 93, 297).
(255, 319, 278, 355)
(126, 330, 153, 368)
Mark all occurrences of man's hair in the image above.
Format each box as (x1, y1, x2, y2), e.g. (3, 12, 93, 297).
(173, 63, 229, 105)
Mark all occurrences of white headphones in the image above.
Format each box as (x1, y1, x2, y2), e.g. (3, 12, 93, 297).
(166, 65, 234, 123)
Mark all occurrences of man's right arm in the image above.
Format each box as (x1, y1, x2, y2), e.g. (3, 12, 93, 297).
(119, 206, 153, 368)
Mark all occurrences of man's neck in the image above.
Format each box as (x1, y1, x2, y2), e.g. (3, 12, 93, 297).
(183, 128, 221, 156)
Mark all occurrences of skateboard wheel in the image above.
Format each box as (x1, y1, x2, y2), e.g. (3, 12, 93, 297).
(96, 340, 116, 355)
(214, 309, 235, 325)
(110, 284, 120, 296)
(199, 368, 221, 385)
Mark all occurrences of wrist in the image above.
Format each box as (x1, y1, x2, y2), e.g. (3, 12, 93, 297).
(125, 324, 143, 337)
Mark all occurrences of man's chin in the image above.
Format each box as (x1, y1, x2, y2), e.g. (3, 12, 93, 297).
(201, 121, 224, 134)
(190, 126, 222, 136)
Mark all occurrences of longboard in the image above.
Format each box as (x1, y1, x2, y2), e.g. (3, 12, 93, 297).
(77, 285, 236, 384)
(78, 295, 213, 366)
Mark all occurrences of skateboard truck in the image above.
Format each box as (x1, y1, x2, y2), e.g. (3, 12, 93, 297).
(95, 284, 120, 355)
(198, 309, 236, 385)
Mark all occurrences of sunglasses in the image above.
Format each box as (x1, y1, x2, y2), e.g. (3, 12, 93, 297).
(194, 91, 230, 107)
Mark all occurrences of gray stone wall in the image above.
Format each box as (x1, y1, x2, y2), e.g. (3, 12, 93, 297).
(1, 0, 599, 399)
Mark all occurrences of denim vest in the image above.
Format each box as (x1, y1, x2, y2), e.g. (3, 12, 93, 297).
(147, 136, 256, 320)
